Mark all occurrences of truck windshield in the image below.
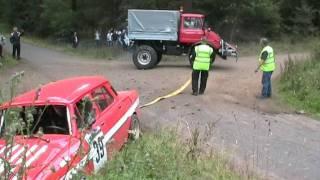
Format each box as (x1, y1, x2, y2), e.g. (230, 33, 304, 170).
(183, 17, 203, 29)
(0, 105, 70, 137)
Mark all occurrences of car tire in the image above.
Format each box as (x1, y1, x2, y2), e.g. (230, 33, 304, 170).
(133, 45, 158, 69)
(129, 114, 141, 141)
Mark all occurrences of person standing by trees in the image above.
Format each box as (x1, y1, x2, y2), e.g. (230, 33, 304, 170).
(0, 33, 5, 58)
(72, 31, 79, 48)
(190, 38, 215, 96)
(107, 31, 112, 47)
(255, 38, 276, 98)
(10, 27, 23, 60)
(95, 29, 101, 47)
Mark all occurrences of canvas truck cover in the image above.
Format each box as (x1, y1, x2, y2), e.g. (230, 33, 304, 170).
(128, 9, 179, 41)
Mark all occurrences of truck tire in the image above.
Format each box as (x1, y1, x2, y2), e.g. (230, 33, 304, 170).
(133, 45, 158, 69)
(156, 53, 162, 65)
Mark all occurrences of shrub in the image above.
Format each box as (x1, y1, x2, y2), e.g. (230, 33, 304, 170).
(92, 130, 241, 180)
(279, 40, 320, 114)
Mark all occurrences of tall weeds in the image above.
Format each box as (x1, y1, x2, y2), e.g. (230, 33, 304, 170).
(279, 40, 320, 114)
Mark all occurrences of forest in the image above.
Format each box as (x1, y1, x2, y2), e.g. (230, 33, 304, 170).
(0, 0, 319, 41)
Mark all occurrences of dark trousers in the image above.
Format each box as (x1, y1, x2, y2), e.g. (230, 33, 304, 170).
(262, 71, 273, 97)
(192, 70, 209, 94)
(0, 45, 3, 58)
(12, 44, 20, 59)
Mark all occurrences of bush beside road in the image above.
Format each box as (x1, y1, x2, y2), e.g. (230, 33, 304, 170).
(92, 130, 243, 180)
(278, 40, 320, 118)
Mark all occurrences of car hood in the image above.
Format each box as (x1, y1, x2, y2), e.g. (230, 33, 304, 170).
(0, 135, 81, 178)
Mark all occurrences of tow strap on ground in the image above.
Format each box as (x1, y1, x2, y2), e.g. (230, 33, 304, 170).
(140, 78, 191, 108)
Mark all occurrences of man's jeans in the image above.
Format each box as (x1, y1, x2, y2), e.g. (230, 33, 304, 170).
(262, 71, 273, 97)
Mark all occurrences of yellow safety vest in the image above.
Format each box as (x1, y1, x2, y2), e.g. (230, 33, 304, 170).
(259, 46, 275, 72)
(193, 44, 213, 71)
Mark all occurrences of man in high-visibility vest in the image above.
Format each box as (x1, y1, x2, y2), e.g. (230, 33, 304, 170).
(190, 38, 215, 96)
(255, 38, 276, 98)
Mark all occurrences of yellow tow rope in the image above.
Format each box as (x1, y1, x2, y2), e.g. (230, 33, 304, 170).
(140, 78, 192, 108)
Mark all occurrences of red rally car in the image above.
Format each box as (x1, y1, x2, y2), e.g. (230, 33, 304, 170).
(0, 76, 141, 179)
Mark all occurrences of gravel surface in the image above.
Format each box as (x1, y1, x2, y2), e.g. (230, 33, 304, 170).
(1, 42, 319, 180)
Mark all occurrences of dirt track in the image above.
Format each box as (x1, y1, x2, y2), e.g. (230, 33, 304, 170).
(1, 43, 320, 180)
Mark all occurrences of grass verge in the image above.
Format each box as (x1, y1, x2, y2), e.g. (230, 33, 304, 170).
(238, 37, 318, 56)
(0, 53, 19, 71)
(277, 40, 320, 118)
(91, 130, 241, 180)
(23, 36, 125, 60)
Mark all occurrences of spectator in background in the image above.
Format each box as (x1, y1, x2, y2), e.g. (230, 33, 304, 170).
(10, 27, 23, 60)
(95, 29, 101, 47)
(106, 31, 112, 47)
(0, 33, 5, 58)
(72, 31, 79, 48)
(112, 30, 118, 46)
(117, 30, 122, 46)
(120, 29, 127, 49)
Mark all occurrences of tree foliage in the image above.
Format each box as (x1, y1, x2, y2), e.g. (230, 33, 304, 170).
(0, 0, 319, 41)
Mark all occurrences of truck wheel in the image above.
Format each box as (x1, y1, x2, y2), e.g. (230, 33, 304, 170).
(128, 114, 141, 141)
(156, 53, 162, 65)
(133, 45, 158, 69)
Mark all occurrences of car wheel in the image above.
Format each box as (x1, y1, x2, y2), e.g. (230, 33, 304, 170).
(133, 45, 158, 69)
(129, 114, 141, 141)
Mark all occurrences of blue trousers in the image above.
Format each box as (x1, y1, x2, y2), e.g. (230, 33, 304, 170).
(262, 71, 273, 97)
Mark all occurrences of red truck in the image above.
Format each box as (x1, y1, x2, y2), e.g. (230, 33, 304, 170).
(128, 9, 238, 69)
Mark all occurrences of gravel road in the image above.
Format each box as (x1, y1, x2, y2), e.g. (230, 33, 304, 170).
(1, 42, 319, 180)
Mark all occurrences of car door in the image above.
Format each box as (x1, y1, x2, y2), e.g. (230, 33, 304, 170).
(90, 84, 130, 156)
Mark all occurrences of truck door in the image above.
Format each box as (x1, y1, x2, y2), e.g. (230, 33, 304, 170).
(179, 16, 204, 44)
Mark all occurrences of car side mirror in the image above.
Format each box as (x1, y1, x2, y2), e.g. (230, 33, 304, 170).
(83, 98, 96, 126)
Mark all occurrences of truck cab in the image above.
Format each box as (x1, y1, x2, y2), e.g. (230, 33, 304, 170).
(179, 13, 222, 51)
(179, 14, 205, 44)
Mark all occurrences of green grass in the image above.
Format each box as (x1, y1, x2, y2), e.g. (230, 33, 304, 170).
(0, 53, 19, 71)
(238, 37, 318, 56)
(23, 36, 125, 60)
(277, 40, 320, 117)
(91, 131, 242, 180)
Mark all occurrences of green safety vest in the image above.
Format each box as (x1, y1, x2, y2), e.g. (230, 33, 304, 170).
(193, 44, 213, 71)
(259, 46, 275, 72)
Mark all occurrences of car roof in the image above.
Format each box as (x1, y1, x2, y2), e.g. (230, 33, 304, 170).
(1, 76, 109, 107)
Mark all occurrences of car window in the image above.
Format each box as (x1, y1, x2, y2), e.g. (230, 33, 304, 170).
(184, 17, 203, 29)
(91, 86, 114, 111)
(0, 105, 70, 136)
